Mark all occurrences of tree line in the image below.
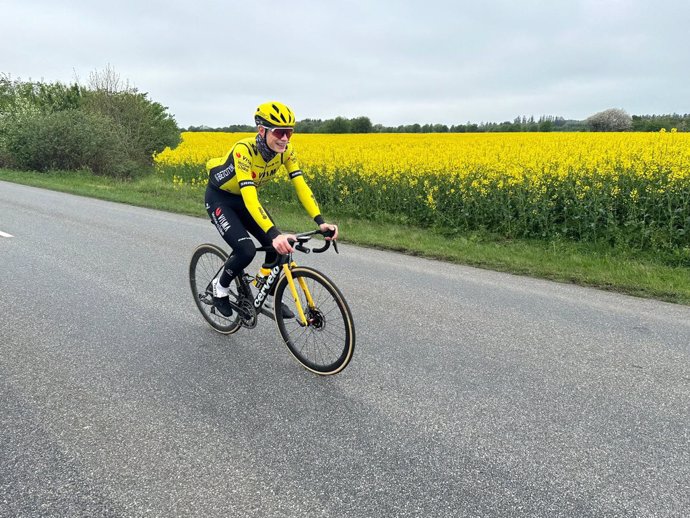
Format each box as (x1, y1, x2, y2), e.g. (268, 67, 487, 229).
(185, 111, 690, 134)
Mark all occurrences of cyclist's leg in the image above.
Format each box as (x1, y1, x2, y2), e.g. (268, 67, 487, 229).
(232, 204, 279, 278)
(204, 190, 258, 288)
(233, 206, 294, 318)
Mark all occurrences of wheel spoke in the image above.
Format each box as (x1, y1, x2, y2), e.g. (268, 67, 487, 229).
(275, 268, 354, 375)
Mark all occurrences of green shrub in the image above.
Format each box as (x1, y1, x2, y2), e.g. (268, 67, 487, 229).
(3, 110, 138, 177)
(81, 89, 181, 165)
(0, 72, 181, 176)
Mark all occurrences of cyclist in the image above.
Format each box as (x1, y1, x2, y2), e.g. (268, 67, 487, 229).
(204, 101, 338, 318)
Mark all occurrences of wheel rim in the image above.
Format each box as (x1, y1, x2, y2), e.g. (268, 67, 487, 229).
(276, 269, 354, 374)
(190, 246, 240, 334)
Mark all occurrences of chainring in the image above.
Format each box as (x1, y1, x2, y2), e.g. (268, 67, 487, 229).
(237, 297, 258, 329)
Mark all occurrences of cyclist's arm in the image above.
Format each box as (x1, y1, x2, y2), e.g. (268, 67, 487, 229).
(284, 146, 325, 226)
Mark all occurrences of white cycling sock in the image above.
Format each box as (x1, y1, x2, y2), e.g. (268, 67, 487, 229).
(213, 277, 230, 297)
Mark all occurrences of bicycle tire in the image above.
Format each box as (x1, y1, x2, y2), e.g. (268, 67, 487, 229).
(189, 243, 241, 334)
(274, 267, 355, 375)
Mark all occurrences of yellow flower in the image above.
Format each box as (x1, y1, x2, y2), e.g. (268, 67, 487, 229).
(155, 131, 690, 248)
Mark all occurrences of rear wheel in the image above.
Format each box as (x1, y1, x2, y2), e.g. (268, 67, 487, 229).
(189, 244, 241, 334)
(274, 267, 355, 375)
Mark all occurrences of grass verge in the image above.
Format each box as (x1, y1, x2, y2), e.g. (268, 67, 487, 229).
(2, 168, 689, 305)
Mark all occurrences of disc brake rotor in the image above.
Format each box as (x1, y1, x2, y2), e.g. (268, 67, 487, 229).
(307, 309, 325, 330)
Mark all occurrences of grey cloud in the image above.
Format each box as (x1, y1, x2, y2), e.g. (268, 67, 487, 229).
(2, 0, 689, 127)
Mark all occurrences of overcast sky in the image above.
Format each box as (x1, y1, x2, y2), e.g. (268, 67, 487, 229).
(2, 0, 688, 128)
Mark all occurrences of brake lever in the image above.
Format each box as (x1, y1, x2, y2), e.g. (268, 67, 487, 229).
(324, 229, 339, 254)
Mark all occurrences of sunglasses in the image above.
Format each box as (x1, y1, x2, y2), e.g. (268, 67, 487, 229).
(263, 126, 294, 139)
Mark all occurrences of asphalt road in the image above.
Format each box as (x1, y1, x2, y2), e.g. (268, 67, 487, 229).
(1, 180, 689, 517)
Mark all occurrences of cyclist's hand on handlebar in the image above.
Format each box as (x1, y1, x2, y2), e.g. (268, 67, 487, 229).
(319, 223, 339, 240)
(273, 233, 296, 255)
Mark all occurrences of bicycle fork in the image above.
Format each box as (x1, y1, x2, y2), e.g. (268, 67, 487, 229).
(282, 262, 316, 327)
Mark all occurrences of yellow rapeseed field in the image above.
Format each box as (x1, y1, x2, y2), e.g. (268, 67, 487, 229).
(155, 131, 690, 253)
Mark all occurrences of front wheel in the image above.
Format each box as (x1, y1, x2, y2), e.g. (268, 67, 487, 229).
(189, 244, 241, 334)
(273, 267, 355, 375)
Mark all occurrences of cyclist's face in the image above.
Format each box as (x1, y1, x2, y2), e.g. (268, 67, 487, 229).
(261, 126, 291, 153)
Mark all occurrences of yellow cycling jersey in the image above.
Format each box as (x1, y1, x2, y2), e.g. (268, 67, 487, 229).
(206, 137, 323, 235)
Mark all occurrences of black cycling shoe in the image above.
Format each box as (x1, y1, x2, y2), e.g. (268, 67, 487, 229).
(266, 296, 295, 319)
(212, 295, 234, 317)
(279, 303, 295, 319)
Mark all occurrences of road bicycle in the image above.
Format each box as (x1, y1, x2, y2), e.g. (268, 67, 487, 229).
(189, 229, 355, 375)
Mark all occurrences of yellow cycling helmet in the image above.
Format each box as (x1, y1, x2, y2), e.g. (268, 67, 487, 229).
(254, 101, 296, 128)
